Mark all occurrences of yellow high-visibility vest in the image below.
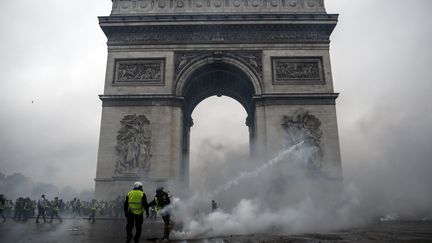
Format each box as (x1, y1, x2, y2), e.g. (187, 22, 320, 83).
(128, 190, 144, 215)
(155, 197, 161, 211)
(91, 203, 97, 211)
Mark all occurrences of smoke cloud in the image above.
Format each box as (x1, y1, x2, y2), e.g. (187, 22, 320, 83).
(178, 93, 432, 239)
(172, 143, 355, 239)
(0, 172, 94, 201)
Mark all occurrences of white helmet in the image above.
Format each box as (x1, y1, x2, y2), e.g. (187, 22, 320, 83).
(133, 181, 143, 189)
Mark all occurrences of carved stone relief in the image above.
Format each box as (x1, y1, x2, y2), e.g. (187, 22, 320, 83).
(114, 59, 164, 85)
(110, 0, 326, 15)
(115, 115, 152, 175)
(281, 109, 323, 172)
(174, 50, 262, 81)
(108, 26, 329, 45)
(272, 57, 324, 84)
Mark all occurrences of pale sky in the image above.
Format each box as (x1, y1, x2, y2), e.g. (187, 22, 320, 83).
(0, 0, 431, 194)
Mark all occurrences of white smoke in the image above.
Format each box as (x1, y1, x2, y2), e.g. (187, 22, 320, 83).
(168, 142, 366, 240)
(209, 141, 304, 198)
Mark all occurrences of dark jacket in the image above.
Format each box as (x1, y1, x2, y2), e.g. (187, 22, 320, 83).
(148, 191, 171, 209)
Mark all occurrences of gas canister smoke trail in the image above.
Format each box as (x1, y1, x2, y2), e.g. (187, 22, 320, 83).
(170, 141, 306, 239)
(208, 141, 304, 199)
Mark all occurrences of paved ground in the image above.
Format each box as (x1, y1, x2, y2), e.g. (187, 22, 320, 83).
(1, 218, 432, 243)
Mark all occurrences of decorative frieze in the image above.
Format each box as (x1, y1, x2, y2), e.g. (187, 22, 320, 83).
(114, 59, 165, 85)
(174, 50, 262, 81)
(111, 0, 326, 15)
(272, 57, 324, 85)
(106, 25, 330, 45)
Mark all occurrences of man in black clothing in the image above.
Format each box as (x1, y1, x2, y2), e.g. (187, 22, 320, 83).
(124, 182, 149, 243)
(211, 200, 218, 212)
(148, 187, 171, 241)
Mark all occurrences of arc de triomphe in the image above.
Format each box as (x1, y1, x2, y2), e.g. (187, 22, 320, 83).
(95, 0, 342, 200)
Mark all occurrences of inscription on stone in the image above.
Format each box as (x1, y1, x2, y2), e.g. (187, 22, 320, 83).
(272, 57, 324, 84)
(108, 26, 329, 45)
(114, 59, 164, 85)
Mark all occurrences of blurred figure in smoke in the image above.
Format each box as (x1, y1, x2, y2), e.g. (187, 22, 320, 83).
(49, 197, 63, 223)
(211, 200, 218, 212)
(14, 197, 24, 221)
(22, 197, 33, 222)
(0, 194, 6, 222)
(124, 181, 149, 243)
(75, 199, 82, 217)
(5, 200, 13, 218)
(72, 198, 82, 217)
(149, 205, 157, 221)
(148, 187, 172, 241)
(88, 199, 98, 223)
(36, 195, 47, 223)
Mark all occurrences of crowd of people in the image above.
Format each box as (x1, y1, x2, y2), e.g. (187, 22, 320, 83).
(1, 184, 173, 242)
(0, 193, 152, 223)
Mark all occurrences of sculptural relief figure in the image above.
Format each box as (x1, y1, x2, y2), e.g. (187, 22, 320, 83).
(126, 137, 140, 168)
(117, 62, 161, 82)
(282, 109, 323, 173)
(115, 115, 152, 175)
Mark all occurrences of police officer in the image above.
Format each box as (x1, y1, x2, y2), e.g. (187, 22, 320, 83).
(124, 182, 149, 243)
(148, 187, 172, 241)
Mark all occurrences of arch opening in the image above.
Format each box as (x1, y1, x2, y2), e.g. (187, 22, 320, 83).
(189, 96, 249, 192)
(180, 62, 257, 187)
(182, 63, 256, 126)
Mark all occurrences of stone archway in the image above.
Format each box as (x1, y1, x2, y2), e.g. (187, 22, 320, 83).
(94, 0, 343, 200)
(177, 58, 260, 186)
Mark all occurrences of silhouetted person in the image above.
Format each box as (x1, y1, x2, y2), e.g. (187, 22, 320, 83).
(36, 195, 47, 223)
(148, 187, 172, 241)
(14, 198, 24, 221)
(211, 200, 218, 212)
(124, 182, 149, 243)
(0, 194, 6, 222)
(22, 197, 32, 222)
(49, 197, 63, 223)
(88, 199, 97, 223)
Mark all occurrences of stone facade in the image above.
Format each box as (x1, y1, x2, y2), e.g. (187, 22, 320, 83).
(95, 0, 342, 200)
(110, 0, 326, 15)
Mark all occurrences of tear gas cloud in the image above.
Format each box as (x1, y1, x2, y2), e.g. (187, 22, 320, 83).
(169, 131, 432, 239)
(168, 91, 432, 239)
(0, 172, 94, 201)
(171, 141, 359, 239)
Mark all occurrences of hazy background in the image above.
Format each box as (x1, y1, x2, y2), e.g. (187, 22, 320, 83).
(0, 0, 431, 209)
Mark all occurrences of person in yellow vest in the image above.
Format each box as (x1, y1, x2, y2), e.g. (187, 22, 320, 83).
(88, 199, 98, 223)
(49, 197, 63, 223)
(148, 187, 172, 241)
(124, 182, 149, 243)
